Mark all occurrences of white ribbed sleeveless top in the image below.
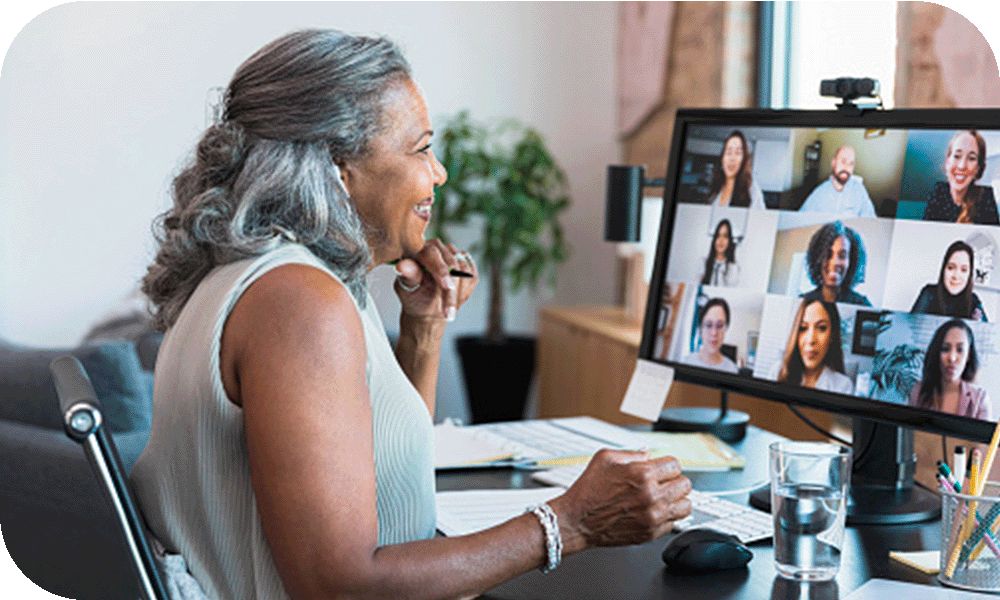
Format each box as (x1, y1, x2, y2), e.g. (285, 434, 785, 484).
(131, 244, 436, 599)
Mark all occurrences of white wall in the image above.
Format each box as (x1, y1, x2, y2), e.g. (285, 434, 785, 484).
(0, 2, 619, 422)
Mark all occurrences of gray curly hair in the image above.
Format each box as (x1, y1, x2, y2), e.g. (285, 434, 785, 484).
(142, 29, 411, 330)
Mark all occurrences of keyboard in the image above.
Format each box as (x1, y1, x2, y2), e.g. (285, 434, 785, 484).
(532, 466, 773, 544)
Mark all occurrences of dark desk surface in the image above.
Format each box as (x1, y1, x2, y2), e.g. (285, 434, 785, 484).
(436, 426, 942, 599)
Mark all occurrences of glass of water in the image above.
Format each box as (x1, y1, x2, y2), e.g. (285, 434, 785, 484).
(769, 441, 851, 581)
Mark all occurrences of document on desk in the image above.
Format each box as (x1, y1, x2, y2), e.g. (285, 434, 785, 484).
(436, 488, 564, 537)
(434, 416, 652, 470)
(844, 578, 995, 599)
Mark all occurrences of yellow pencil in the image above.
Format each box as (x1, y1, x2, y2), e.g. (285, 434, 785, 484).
(967, 425, 1000, 562)
(945, 449, 981, 578)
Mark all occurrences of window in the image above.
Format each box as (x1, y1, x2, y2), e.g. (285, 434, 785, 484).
(761, 1, 898, 109)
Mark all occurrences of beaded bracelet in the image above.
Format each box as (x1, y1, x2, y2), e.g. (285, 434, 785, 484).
(528, 503, 562, 573)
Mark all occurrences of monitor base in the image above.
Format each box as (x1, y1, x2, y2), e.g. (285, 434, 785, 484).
(654, 407, 749, 443)
(748, 482, 940, 525)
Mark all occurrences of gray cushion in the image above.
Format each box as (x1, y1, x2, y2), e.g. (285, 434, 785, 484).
(0, 339, 153, 434)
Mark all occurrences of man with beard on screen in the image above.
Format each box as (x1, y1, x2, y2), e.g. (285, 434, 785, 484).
(799, 145, 877, 217)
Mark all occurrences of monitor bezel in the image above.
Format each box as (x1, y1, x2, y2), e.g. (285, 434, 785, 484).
(640, 107, 1000, 444)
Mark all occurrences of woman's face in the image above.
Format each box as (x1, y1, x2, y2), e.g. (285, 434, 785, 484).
(823, 235, 851, 289)
(713, 223, 731, 257)
(943, 249, 972, 296)
(940, 326, 970, 384)
(797, 301, 832, 372)
(340, 78, 448, 264)
(700, 305, 728, 356)
(721, 136, 744, 179)
(945, 132, 981, 195)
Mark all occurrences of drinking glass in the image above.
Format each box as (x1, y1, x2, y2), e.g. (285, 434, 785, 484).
(770, 441, 851, 581)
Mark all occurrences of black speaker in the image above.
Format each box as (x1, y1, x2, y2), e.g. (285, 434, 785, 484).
(604, 165, 644, 242)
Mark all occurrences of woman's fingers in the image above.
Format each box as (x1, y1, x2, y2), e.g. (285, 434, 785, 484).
(416, 241, 458, 320)
(393, 259, 424, 294)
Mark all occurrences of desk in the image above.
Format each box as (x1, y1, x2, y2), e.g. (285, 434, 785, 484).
(437, 425, 941, 599)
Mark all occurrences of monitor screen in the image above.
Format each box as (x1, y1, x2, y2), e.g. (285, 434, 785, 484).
(642, 109, 1000, 441)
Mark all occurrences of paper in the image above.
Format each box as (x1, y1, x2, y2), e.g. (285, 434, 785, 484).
(433, 421, 515, 469)
(620, 359, 675, 421)
(888, 550, 940, 575)
(844, 578, 995, 599)
(634, 432, 745, 469)
(435, 488, 564, 537)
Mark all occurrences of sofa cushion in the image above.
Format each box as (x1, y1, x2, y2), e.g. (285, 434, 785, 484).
(0, 339, 153, 434)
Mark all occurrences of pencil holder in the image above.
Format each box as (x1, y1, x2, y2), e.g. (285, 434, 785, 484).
(940, 481, 1000, 592)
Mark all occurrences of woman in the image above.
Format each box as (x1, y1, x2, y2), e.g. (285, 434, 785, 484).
(909, 319, 991, 420)
(771, 299, 854, 395)
(700, 219, 740, 287)
(681, 297, 739, 373)
(704, 130, 766, 209)
(922, 130, 999, 225)
(800, 220, 872, 307)
(911, 240, 988, 321)
(131, 30, 691, 599)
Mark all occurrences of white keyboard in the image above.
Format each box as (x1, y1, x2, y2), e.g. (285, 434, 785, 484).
(674, 489, 773, 544)
(532, 466, 773, 544)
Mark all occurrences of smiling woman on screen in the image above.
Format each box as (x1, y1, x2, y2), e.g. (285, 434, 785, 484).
(911, 240, 988, 322)
(771, 299, 854, 395)
(800, 220, 871, 307)
(130, 29, 691, 599)
(922, 130, 998, 225)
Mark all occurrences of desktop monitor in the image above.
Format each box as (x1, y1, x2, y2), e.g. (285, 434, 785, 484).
(640, 107, 1000, 523)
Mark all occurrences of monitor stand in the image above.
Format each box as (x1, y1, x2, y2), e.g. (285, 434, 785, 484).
(654, 390, 750, 443)
(749, 417, 941, 525)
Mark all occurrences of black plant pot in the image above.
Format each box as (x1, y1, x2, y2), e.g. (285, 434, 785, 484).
(456, 335, 536, 424)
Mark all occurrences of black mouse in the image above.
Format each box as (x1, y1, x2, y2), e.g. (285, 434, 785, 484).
(661, 528, 753, 573)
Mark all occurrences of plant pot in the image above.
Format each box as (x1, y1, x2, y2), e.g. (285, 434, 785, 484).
(456, 335, 535, 424)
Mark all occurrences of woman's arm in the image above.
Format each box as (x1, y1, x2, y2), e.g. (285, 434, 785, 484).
(394, 313, 445, 412)
(226, 265, 690, 600)
(393, 239, 477, 415)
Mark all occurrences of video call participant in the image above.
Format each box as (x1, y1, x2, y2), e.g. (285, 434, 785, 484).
(681, 297, 739, 373)
(772, 299, 854, 394)
(701, 219, 740, 286)
(705, 130, 765, 209)
(909, 319, 991, 420)
(922, 130, 999, 225)
(798, 145, 877, 218)
(800, 221, 872, 307)
(911, 240, 988, 322)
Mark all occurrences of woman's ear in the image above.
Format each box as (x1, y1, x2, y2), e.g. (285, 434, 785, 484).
(332, 161, 352, 197)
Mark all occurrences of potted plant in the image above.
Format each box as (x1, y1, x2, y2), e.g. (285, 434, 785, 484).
(432, 111, 570, 423)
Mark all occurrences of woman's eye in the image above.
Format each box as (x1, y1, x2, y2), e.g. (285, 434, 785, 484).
(417, 143, 432, 154)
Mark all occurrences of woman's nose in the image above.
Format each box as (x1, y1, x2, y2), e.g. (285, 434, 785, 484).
(432, 154, 448, 187)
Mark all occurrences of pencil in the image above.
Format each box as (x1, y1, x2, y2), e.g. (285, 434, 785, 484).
(966, 424, 1000, 562)
(976, 420, 1000, 497)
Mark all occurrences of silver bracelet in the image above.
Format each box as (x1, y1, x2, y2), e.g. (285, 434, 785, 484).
(528, 503, 562, 573)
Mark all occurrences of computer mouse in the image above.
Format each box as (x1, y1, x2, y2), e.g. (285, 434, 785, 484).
(661, 528, 753, 573)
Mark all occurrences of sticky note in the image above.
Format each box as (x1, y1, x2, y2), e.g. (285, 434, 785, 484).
(620, 359, 674, 421)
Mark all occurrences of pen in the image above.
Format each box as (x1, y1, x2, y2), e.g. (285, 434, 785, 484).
(938, 461, 960, 492)
(387, 258, 474, 279)
(954, 446, 967, 489)
(946, 450, 982, 577)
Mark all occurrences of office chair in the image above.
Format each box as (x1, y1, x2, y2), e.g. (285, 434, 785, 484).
(50, 355, 169, 600)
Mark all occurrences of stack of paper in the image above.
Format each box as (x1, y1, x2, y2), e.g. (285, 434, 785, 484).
(436, 488, 564, 536)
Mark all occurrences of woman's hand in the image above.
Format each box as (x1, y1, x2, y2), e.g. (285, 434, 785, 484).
(549, 449, 692, 552)
(393, 239, 478, 321)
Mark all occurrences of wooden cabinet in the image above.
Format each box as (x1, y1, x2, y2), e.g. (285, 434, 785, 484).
(537, 305, 837, 441)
